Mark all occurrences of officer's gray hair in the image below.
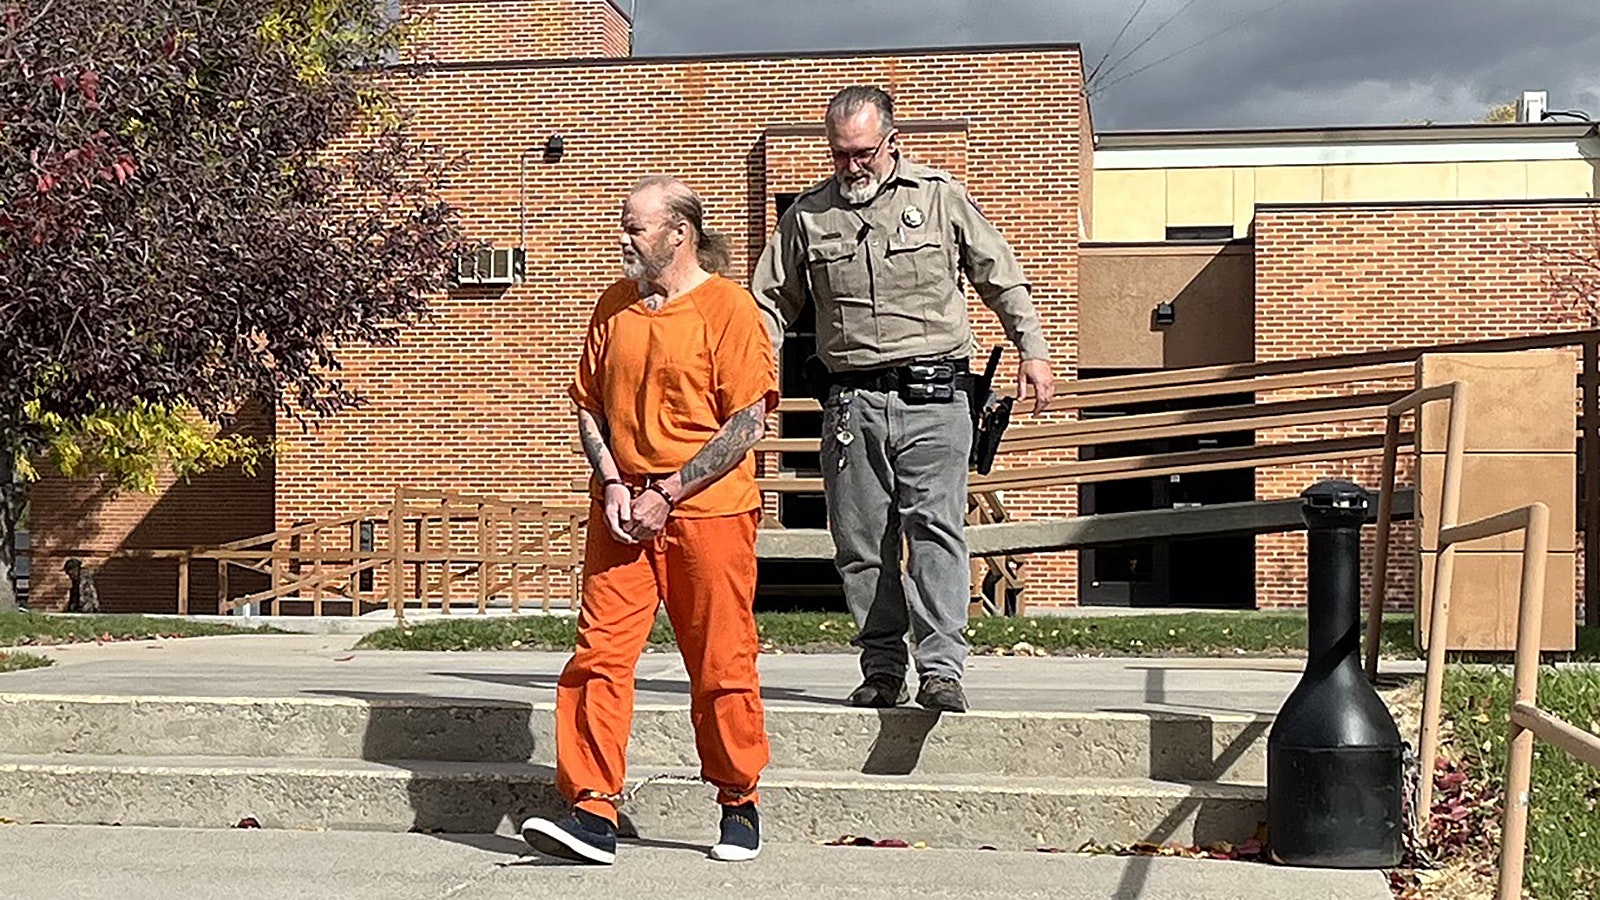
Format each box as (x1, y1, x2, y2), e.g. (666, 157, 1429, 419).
(826, 85, 895, 137)
(631, 175, 732, 275)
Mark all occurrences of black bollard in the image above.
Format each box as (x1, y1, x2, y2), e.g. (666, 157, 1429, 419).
(1267, 480, 1403, 868)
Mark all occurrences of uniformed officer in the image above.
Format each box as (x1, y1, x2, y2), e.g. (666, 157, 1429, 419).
(752, 86, 1054, 713)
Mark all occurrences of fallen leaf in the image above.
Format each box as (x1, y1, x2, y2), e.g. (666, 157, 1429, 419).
(235, 817, 261, 829)
(332, 655, 354, 662)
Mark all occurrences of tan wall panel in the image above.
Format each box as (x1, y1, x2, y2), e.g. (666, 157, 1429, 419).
(1251, 166, 1323, 204)
(1415, 453, 1576, 552)
(1090, 169, 1166, 242)
(1417, 550, 1576, 651)
(1324, 163, 1457, 202)
(1417, 350, 1577, 453)
(1231, 168, 1256, 237)
(1526, 159, 1598, 198)
(1454, 161, 1528, 199)
(1166, 168, 1234, 227)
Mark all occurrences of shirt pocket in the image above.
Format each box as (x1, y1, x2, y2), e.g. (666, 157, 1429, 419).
(881, 235, 955, 337)
(805, 239, 868, 300)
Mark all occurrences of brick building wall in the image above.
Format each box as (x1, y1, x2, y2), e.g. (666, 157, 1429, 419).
(405, 0, 629, 63)
(276, 45, 1088, 606)
(1251, 200, 1600, 608)
(26, 403, 276, 612)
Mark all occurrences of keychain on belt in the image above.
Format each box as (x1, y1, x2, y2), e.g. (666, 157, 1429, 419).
(832, 389, 855, 473)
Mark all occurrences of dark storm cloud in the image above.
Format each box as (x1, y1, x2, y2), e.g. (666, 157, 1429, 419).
(626, 0, 1600, 130)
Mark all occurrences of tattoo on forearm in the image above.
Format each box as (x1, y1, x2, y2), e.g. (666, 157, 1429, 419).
(677, 402, 766, 491)
(578, 412, 614, 476)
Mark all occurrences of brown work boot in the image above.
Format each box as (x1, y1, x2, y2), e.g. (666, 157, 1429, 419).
(916, 675, 968, 713)
(847, 673, 910, 708)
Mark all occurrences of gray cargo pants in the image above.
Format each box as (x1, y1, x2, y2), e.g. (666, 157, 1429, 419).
(820, 386, 971, 683)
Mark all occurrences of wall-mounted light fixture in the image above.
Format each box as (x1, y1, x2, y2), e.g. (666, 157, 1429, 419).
(1154, 301, 1177, 327)
(543, 133, 566, 163)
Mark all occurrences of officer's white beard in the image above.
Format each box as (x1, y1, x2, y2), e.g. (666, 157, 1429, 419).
(838, 170, 888, 206)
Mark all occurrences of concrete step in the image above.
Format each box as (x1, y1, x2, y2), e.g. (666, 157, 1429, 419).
(0, 693, 1270, 782)
(0, 755, 1266, 851)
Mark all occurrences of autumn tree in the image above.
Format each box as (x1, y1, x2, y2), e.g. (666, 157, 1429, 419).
(0, 0, 468, 610)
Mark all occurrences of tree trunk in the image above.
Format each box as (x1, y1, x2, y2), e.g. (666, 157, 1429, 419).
(0, 450, 16, 613)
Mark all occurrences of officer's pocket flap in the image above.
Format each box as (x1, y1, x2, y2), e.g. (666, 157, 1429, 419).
(806, 241, 856, 264)
(886, 236, 942, 255)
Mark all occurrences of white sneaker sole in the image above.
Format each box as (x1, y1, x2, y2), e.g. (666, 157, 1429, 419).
(709, 840, 762, 862)
(521, 816, 616, 865)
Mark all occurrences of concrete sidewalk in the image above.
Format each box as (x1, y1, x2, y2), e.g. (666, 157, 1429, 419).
(3, 633, 1426, 716)
(0, 825, 1393, 900)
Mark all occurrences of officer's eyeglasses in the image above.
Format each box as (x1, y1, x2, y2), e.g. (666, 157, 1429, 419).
(830, 130, 895, 167)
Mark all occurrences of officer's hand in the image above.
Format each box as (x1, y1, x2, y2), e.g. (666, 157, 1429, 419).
(624, 489, 671, 542)
(602, 483, 636, 544)
(1017, 359, 1055, 415)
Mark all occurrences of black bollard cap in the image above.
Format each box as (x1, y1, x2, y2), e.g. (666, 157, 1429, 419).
(1300, 480, 1371, 529)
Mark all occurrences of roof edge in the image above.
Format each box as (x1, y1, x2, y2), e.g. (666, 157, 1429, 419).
(1098, 121, 1597, 149)
(1256, 197, 1600, 214)
(393, 41, 1083, 74)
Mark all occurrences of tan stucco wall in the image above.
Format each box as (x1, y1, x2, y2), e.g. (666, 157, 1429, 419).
(1078, 243, 1254, 370)
(1092, 159, 1598, 242)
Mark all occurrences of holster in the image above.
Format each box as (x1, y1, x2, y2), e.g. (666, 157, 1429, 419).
(971, 395, 1013, 476)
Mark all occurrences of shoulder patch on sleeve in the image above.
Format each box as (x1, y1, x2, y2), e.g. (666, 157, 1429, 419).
(965, 191, 988, 219)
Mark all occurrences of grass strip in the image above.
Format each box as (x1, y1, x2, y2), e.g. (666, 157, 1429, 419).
(0, 612, 280, 647)
(358, 610, 1445, 656)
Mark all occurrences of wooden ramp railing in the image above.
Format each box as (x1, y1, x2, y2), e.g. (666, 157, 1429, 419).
(742, 347, 1424, 611)
(740, 329, 1600, 613)
(179, 487, 587, 618)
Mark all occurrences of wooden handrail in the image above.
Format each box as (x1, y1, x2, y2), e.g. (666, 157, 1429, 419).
(1044, 362, 1416, 412)
(1365, 381, 1468, 682)
(1413, 500, 1544, 841)
(754, 434, 1405, 494)
(1494, 500, 1599, 899)
(752, 391, 1405, 456)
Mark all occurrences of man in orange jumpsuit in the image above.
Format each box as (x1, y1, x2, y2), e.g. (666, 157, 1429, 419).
(521, 175, 775, 865)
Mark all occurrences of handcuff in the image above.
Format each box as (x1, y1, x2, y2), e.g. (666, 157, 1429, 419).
(602, 477, 675, 509)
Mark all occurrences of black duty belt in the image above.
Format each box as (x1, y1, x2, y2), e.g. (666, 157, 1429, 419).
(828, 358, 971, 393)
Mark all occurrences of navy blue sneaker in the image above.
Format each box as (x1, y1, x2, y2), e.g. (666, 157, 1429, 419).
(521, 808, 617, 865)
(709, 802, 761, 861)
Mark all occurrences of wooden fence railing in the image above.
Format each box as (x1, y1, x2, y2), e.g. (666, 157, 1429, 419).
(106, 487, 589, 618)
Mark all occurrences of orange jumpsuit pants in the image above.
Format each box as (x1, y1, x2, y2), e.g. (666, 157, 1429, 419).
(556, 506, 769, 824)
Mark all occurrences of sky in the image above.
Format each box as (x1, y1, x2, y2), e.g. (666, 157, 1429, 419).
(626, 0, 1600, 132)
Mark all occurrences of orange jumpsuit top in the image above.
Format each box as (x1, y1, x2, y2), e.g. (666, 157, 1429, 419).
(570, 274, 777, 518)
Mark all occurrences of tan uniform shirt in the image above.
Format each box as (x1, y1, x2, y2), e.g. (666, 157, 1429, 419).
(751, 157, 1049, 372)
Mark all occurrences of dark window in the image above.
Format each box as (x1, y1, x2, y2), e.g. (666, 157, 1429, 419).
(1165, 225, 1234, 242)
